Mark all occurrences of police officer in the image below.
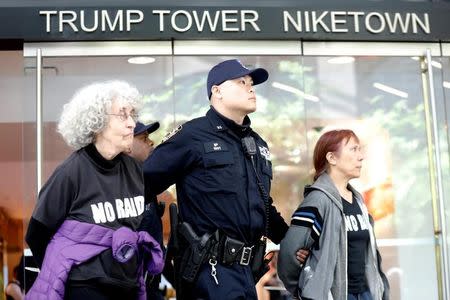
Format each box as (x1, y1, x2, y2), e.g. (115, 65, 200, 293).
(143, 59, 289, 300)
(128, 121, 166, 300)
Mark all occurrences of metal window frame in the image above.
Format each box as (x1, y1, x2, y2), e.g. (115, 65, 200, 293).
(25, 40, 449, 300)
(24, 40, 445, 57)
(173, 40, 302, 55)
(24, 41, 172, 57)
(303, 41, 441, 56)
(441, 43, 450, 56)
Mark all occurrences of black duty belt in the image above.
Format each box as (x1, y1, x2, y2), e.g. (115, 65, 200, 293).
(218, 235, 256, 266)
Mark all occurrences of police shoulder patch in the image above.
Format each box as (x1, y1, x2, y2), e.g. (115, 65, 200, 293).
(161, 125, 182, 143)
(258, 145, 271, 161)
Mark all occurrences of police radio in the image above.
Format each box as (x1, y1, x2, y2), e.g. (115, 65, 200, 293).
(241, 136, 257, 156)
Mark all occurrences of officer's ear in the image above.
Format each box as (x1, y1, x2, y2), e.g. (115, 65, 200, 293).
(211, 85, 222, 99)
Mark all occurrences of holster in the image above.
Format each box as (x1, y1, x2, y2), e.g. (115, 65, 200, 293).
(250, 239, 269, 283)
(178, 222, 217, 283)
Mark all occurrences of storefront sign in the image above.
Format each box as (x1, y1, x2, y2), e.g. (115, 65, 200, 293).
(1, 2, 450, 41)
(38, 9, 430, 35)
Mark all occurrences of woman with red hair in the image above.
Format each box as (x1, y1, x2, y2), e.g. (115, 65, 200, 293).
(278, 129, 389, 300)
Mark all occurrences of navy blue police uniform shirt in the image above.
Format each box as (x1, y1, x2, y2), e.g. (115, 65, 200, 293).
(143, 107, 287, 245)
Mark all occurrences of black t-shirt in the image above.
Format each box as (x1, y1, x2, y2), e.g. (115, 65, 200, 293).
(32, 144, 144, 288)
(342, 195, 370, 294)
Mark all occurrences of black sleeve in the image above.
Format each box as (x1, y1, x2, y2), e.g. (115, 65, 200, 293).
(256, 139, 288, 244)
(143, 129, 199, 196)
(267, 197, 289, 244)
(27, 160, 75, 266)
(32, 164, 74, 229)
(25, 217, 55, 268)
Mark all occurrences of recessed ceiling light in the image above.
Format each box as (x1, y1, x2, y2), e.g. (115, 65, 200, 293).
(431, 61, 442, 69)
(272, 82, 319, 102)
(128, 57, 156, 64)
(327, 57, 355, 64)
(373, 82, 408, 98)
(443, 81, 450, 89)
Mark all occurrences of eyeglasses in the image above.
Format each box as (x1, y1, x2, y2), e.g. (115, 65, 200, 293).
(107, 111, 139, 122)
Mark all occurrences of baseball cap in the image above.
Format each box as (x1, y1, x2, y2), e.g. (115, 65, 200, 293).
(206, 59, 269, 99)
(134, 121, 160, 136)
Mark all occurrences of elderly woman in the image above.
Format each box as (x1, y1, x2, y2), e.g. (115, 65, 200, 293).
(278, 130, 389, 300)
(25, 81, 163, 300)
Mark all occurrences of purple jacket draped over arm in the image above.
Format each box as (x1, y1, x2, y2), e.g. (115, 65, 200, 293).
(26, 220, 164, 300)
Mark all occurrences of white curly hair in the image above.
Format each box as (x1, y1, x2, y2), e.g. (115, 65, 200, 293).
(58, 80, 142, 150)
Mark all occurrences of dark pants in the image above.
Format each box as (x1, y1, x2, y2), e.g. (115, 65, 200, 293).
(65, 282, 137, 300)
(146, 275, 164, 300)
(139, 202, 166, 300)
(348, 290, 373, 300)
(182, 263, 257, 300)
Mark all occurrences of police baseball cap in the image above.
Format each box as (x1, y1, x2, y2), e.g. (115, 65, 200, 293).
(134, 121, 160, 136)
(206, 59, 269, 99)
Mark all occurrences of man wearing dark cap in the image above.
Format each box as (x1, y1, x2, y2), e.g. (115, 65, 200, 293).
(143, 59, 289, 300)
(129, 121, 160, 162)
(128, 121, 166, 300)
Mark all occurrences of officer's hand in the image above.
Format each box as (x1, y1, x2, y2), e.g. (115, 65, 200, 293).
(296, 249, 309, 265)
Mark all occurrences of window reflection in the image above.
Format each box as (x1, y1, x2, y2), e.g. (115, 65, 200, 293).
(170, 56, 440, 300)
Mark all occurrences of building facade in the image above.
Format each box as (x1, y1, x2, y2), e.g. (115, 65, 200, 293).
(1, 0, 450, 299)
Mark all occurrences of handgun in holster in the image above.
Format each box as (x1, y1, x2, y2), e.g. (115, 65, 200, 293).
(178, 222, 217, 282)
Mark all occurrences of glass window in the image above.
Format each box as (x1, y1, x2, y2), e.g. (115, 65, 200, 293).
(170, 55, 440, 299)
(303, 56, 438, 300)
(22, 47, 450, 299)
(0, 50, 27, 293)
(437, 56, 450, 283)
